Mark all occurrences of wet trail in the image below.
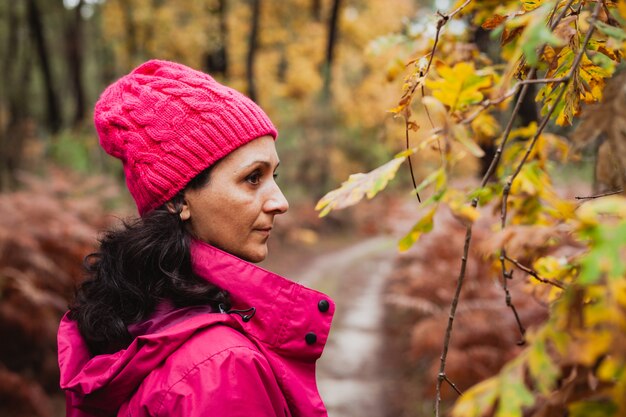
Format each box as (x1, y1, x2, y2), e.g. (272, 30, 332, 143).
(297, 236, 397, 417)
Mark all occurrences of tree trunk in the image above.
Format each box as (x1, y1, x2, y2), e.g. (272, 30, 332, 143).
(66, 0, 86, 127)
(123, 1, 139, 65)
(311, 0, 322, 21)
(0, 1, 20, 190)
(0, 3, 33, 191)
(323, 0, 342, 99)
(473, 27, 539, 177)
(246, 0, 261, 102)
(26, 0, 61, 133)
(205, 0, 229, 77)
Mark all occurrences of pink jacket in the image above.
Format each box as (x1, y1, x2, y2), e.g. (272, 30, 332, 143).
(58, 241, 335, 417)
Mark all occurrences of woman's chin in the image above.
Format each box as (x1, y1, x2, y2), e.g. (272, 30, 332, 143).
(237, 246, 268, 264)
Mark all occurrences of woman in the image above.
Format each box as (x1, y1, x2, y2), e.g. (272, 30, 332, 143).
(57, 60, 335, 417)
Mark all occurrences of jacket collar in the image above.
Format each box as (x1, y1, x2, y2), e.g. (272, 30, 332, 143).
(191, 240, 335, 360)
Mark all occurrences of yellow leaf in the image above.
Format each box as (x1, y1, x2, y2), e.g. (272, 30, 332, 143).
(452, 376, 500, 417)
(509, 122, 538, 140)
(445, 190, 481, 225)
(315, 156, 406, 217)
(452, 203, 481, 224)
(471, 112, 501, 144)
(521, 0, 543, 11)
(398, 207, 437, 252)
(576, 196, 626, 225)
(533, 256, 568, 280)
(386, 58, 406, 82)
(510, 164, 541, 196)
(572, 329, 613, 366)
(426, 62, 493, 112)
(597, 356, 625, 382)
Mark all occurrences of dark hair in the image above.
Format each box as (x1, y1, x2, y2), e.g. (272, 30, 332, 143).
(69, 167, 230, 355)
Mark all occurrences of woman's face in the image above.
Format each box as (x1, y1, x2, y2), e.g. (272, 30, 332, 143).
(180, 135, 289, 263)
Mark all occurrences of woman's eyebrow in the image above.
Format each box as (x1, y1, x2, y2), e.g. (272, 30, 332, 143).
(240, 160, 280, 170)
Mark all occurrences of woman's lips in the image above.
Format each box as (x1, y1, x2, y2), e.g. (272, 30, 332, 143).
(254, 227, 272, 237)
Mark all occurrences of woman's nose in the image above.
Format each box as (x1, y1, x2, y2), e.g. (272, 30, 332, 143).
(264, 182, 289, 214)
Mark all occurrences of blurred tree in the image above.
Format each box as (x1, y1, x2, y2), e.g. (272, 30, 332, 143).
(323, 0, 342, 99)
(204, 0, 229, 77)
(27, 0, 61, 134)
(0, 1, 33, 191)
(246, 0, 261, 101)
(65, 0, 86, 127)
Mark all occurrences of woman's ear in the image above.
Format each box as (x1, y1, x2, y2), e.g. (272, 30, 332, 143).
(165, 199, 191, 221)
(179, 202, 191, 221)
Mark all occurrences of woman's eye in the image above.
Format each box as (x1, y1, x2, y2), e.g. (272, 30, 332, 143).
(246, 171, 261, 185)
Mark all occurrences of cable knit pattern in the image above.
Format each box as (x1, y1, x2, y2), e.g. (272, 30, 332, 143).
(94, 59, 277, 215)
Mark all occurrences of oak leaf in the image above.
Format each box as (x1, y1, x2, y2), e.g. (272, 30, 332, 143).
(425, 62, 493, 113)
(315, 155, 406, 217)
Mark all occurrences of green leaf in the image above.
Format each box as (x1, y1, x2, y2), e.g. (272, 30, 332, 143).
(468, 184, 502, 205)
(594, 21, 626, 42)
(568, 400, 618, 417)
(315, 156, 406, 217)
(398, 207, 436, 252)
(452, 377, 500, 417)
(610, 7, 626, 26)
(453, 124, 485, 157)
(579, 222, 626, 284)
(527, 338, 560, 394)
(413, 167, 446, 195)
(522, 21, 562, 66)
(496, 361, 535, 417)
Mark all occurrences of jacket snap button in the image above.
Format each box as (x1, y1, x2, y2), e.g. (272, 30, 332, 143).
(305, 332, 317, 345)
(317, 299, 330, 312)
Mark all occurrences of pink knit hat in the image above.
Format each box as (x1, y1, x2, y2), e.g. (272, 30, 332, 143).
(94, 59, 277, 215)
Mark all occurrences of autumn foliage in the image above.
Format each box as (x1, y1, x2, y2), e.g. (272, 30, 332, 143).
(0, 170, 123, 417)
(318, 0, 626, 416)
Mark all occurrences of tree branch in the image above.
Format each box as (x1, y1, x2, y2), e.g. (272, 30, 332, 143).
(405, 118, 421, 202)
(504, 254, 566, 289)
(435, 222, 473, 417)
(575, 189, 624, 200)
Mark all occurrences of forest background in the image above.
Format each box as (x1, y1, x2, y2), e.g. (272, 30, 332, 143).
(0, 0, 434, 415)
(1, 0, 625, 417)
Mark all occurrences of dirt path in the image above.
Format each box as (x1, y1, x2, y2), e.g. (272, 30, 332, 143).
(296, 236, 398, 417)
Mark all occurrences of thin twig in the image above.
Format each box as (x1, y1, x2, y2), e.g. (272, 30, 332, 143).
(575, 188, 624, 200)
(548, 0, 578, 31)
(504, 254, 566, 289)
(462, 89, 518, 124)
(462, 75, 570, 126)
(517, 76, 569, 85)
(405, 119, 421, 202)
(435, 222, 473, 417)
(441, 373, 463, 395)
(499, 249, 526, 343)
